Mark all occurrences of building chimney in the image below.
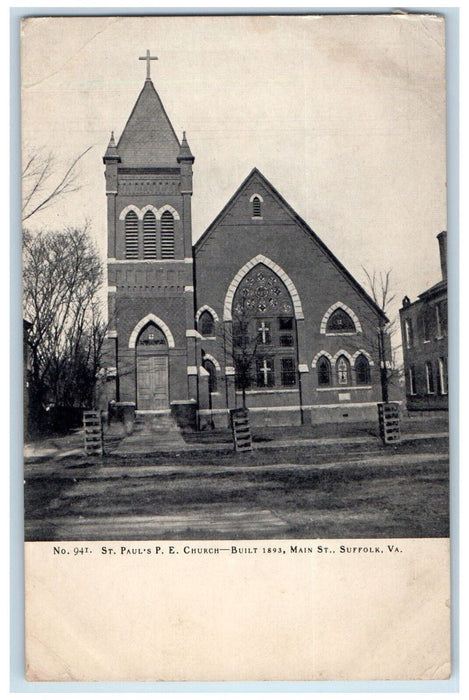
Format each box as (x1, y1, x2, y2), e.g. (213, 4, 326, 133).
(437, 231, 447, 281)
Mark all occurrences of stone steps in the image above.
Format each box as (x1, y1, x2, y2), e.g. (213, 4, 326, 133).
(119, 413, 186, 448)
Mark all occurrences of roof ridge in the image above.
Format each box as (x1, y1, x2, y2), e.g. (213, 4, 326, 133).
(194, 168, 388, 321)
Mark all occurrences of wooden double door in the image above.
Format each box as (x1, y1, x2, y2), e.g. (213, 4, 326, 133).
(136, 354, 169, 410)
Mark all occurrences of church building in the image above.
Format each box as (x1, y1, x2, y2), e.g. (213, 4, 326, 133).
(103, 59, 388, 427)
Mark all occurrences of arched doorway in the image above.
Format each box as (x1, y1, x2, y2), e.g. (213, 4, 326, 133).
(135, 322, 169, 409)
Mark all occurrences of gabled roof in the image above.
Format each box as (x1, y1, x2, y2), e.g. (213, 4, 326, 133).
(117, 80, 180, 168)
(195, 167, 388, 322)
(418, 279, 447, 301)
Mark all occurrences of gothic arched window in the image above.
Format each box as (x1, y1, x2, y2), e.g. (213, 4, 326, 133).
(355, 354, 371, 385)
(143, 211, 157, 259)
(203, 359, 217, 393)
(199, 310, 215, 337)
(336, 355, 351, 385)
(252, 196, 262, 218)
(326, 308, 356, 333)
(125, 210, 139, 259)
(317, 356, 331, 386)
(160, 211, 175, 259)
(231, 263, 296, 392)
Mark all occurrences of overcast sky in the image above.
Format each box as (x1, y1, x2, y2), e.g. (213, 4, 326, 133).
(21, 14, 446, 324)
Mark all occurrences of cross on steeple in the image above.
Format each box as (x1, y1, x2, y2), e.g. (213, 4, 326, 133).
(139, 49, 158, 80)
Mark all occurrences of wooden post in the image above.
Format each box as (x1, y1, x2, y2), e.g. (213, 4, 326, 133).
(377, 402, 400, 445)
(83, 410, 104, 456)
(230, 407, 252, 452)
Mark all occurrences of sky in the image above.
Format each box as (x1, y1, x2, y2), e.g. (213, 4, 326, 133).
(21, 14, 447, 328)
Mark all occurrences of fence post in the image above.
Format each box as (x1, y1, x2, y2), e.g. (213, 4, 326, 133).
(230, 407, 252, 452)
(377, 402, 400, 445)
(83, 410, 104, 456)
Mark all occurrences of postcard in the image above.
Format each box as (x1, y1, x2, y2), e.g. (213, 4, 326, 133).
(22, 14, 450, 681)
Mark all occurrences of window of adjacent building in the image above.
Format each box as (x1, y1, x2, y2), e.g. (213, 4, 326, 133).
(252, 196, 262, 218)
(143, 211, 157, 259)
(423, 306, 433, 342)
(317, 356, 332, 386)
(425, 361, 435, 394)
(435, 303, 446, 339)
(408, 367, 416, 395)
(203, 359, 217, 393)
(404, 318, 413, 348)
(336, 355, 350, 385)
(281, 358, 297, 386)
(160, 211, 175, 258)
(326, 308, 356, 334)
(440, 300, 448, 336)
(199, 310, 215, 337)
(125, 211, 139, 259)
(256, 357, 275, 387)
(355, 354, 371, 385)
(438, 356, 448, 395)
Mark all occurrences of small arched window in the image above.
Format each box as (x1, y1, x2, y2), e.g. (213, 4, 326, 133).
(326, 308, 356, 333)
(160, 211, 175, 259)
(143, 211, 157, 259)
(125, 211, 139, 259)
(252, 196, 262, 218)
(355, 354, 371, 385)
(336, 355, 351, 385)
(317, 356, 331, 386)
(203, 359, 217, 393)
(199, 310, 215, 337)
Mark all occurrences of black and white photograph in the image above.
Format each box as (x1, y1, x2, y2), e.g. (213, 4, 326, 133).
(20, 13, 452, 682)
(23, 14, 449, 542)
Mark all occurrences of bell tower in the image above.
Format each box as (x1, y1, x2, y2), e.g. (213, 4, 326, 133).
(103, 52, 197, 416)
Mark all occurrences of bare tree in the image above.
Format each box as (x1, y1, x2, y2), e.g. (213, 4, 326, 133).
(219, 299, 263, 410)
(361, 267, 400, 403)
(23, 224, 106, 424)
(22, 147, 92, 222)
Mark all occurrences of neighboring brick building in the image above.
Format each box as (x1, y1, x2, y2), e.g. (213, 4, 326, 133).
(399, 232, 448, 411)
(103, 70, 389, 427)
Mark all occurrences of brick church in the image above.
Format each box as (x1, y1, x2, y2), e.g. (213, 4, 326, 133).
(103, 64, 388, 427)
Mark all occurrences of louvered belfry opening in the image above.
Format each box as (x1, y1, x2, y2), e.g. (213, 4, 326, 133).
(143, 210, 157, 259)
(252, 196, 261, 217)
(125, 211, 139, 258)
(160, 210, 175, 258)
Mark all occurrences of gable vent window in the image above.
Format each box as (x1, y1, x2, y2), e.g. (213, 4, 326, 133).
(125, 211, 139, 259)
(143, 211, 157, 259)
(161, 211, 175, 259)
(252, 196, 262, 218)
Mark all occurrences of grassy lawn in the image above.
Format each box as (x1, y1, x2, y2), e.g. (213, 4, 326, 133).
(103, 434, 447, 468)
(183, 414, 448, 444)
(25, 437, 449, 541)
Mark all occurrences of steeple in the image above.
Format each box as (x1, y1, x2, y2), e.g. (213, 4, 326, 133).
(116, 79, 180, 168)
(177, 131, 194, 163)
(103, 131, 120, 163)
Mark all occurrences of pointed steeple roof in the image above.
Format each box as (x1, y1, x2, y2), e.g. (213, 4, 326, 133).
(117, 80, 180, 167)
(177, 131, 194, 162)
(103, 131, 120, 162)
